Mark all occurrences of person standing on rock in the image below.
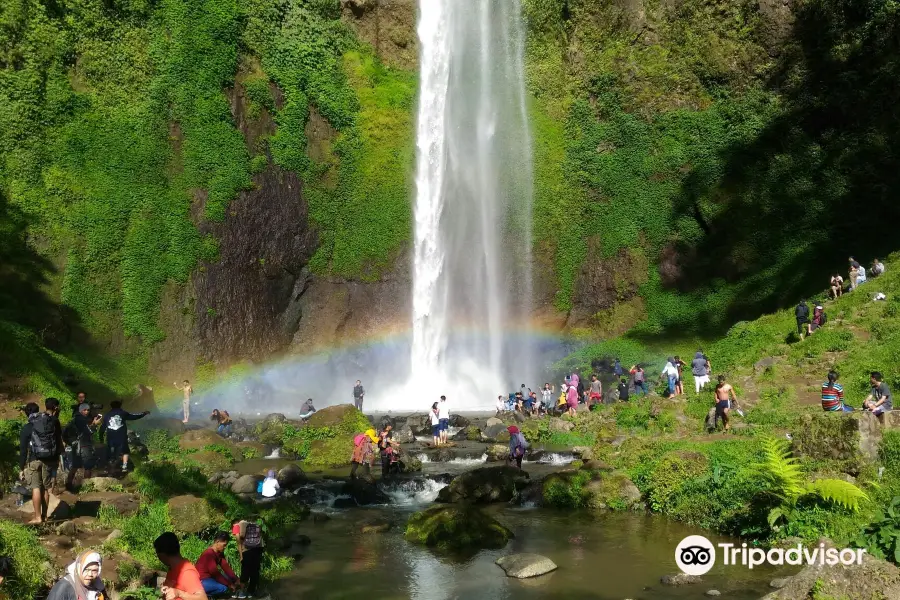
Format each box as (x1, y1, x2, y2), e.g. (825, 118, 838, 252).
(350, 429, 379, 479)
(174, 380, 192, 424)
(353, 380, 365, 411)
(438, 395, 450, 445)
(507, 426, 528, 469)
(428, 402, 441, 446)
(588, 374, 602, 408)
(101, 400, 149, 473)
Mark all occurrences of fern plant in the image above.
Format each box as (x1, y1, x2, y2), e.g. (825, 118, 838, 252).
(752, 437, 868, 531)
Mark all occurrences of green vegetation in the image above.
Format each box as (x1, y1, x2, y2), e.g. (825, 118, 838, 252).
(405, 505, 513, 552)
(279, 404, 371, 466)
(0, 520, 51, 598)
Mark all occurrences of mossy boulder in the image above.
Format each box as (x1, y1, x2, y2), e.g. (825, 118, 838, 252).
(255, 419, 287, 446)
(405, 505, 513, 551)
(400, 454, 422, 472)
(167, 495, 224, 534)
(465, 425, 482, 441)
(583, 472, 643, 510)
(303, 438, 353, 468)
(235, 441, 267, 460)
(306, 404, 368, 429)
(185, 449, 234, 475)
(792, 412, 871, 474)
(179, 429, 231, 451)
(436, 466, 530, 504)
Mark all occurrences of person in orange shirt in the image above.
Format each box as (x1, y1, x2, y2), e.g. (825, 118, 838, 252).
(154, 533, 208, 600)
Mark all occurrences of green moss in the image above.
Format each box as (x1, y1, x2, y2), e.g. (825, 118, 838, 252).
(542, 469, 593, 508)
(405, 505, 513, 551)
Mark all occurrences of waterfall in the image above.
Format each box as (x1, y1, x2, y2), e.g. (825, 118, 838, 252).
(410, 0, 534, 409)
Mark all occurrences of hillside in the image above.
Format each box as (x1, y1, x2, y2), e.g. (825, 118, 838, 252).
(1, 0, 899, 392)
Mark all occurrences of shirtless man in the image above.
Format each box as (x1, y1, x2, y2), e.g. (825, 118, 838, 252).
(174, 380, 193, 424)
(714, 375, 737, 432)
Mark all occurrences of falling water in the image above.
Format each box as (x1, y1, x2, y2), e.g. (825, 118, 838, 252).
(410, 0, 534, 408)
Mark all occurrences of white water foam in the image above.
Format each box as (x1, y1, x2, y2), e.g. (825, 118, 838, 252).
(383, 479, 449, 506)
(529, 453, 575, 466)
(448, 453, 488, 466)
(264, 447, 281, 459)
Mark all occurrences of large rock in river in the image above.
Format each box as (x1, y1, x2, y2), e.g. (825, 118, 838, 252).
(496, 554, 557, 578)
(405, 505, 513, 551)
(482, 419, 510, 442)
(339, 478, 390, 505)
(277, 464, 306, 489)
(232, 474, 262, 495)
(436, 466, 529, 504)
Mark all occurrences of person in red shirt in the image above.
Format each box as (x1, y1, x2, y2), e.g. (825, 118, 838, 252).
(154, 533, 208, 600)
(196, 532, 242, 597)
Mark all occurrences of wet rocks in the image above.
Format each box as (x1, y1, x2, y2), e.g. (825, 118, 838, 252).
(360, 519, 392, 534)
(209, 470, 240, 488)
(340, 478, 389, 505)
(56, 521, 78, 536)
(399, 454, 422, 472)
(449, 414, 470, 428)
(661, 573, 702, 586)
(436, 466, 529, 504)
(167, 495, 224, 534)
(277, 464, 306, 489)
(705, 590, 721, 596)
(393, 424, 415, 444)
(482, 419, 509, 442)
(769, 578, 789, 589)
(405, 415, 430, 436)
(496, 553, 557, 578)
(583, 472, 642, 510)
(405, 505, 513, 551)
(232, 474, 262, 495)
(487, 444, 509, 462)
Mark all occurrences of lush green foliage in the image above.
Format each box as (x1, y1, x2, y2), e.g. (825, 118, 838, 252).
(854, 496, 900, 564)
(0, 520, 51, 598)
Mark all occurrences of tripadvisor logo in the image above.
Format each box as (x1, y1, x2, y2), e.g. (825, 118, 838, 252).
(675, 535, 867, 576)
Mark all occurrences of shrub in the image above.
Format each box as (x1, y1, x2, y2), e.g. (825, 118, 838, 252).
(0, 520, 52, 598)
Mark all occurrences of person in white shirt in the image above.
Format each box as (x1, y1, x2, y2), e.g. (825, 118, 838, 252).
(261, 470, 280, 498)
(438, 395, 450, 444)
(661, 358, 679, 397)
(496, 396, 504, 415)
(429, 402, 441, 447)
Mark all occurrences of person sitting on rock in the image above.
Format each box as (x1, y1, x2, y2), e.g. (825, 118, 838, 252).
(155, 532, 207, 600)
(821, 370, 852, 412)
(507, 426, 528, 469)
(196, 532, 242, 598)
(47, 551, 107, 600)
(830, 274, 844, 299)
(863, 372, 893, 415)
(872, 258, 885, 277)
(261, 470, 280, 499)
(209, 410, 232, 437)
(350, 429, 379, 480)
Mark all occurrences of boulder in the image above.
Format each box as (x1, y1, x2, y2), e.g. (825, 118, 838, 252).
(393, 425, 415, 444)
(179, 429, 228, 451)
(705, 590, 720, 596)
(232, 474, 262, 495)
(340, 478, 389, 505)
(306, 404, 362, 428)
(405, 505, 513, 551)
(167, 495, 224, 534)
(105, 529, 123, 543)
(186, 450, 234, 475)
(56, 521, 78, 536)
(583, 472, 643, 510)
(79, 492, 141, 516)
(312, 512, 331, 523)
(405, 415, 430, 436)
(400, 454, 422, 473)
(496, 554, 557, 578)
(482, 422, 509, 442)
(449, 414, 470, 428)
(661, 573, 702, 586)
(277, 464, 306, 489)
(485, 417, 503, 428)
(254, 418, 287, 446)
(81, 477, 122, 492)
(234, 441, 267, 460)
(548, 418, 574, 433)
(761, 538, 900, 599)
(572, 446, 594, 460)
(487, 444, 509, 462)
(263, 413, 287, 424)
(436, 466, 530, 504)
(581, 460, 613, 472)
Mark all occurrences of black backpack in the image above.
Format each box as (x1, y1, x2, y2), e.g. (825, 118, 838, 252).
(820, 311, 828, 325)
(796, 303, 809, 320)
(29, 413, 57, 460)
(244, 522, 263, 549)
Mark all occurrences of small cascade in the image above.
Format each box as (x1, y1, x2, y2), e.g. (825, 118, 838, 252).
(264, 447, 281, 459)
(527, 452, 575, 466)
(381, 477, 449, 506)
(448, 453, 487, 466)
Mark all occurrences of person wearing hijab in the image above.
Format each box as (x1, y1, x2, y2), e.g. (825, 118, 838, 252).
(350, 428, 379, 479)
(507, 426, 528, 469)
(47, 551, 106, 600)
(261, 469, 280, 498)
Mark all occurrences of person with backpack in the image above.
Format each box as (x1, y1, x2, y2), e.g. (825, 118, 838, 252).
(100, 400, 149, 473)
(231, 518, 264, 597)
(808, 305, 826, 335)
(507, 426, 528, 469)
(617, 378, 630, 402)
(18, 400, 63, 524)
(795, 299, 810, 337)
(350, 429, 379, 479)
